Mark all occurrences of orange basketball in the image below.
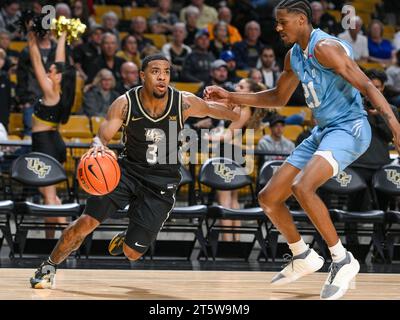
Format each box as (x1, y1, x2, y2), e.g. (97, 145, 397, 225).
(77, 152, 121, 195)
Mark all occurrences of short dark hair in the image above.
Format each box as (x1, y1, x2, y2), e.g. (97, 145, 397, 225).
(276, 0, 313, 23)
(141, 54, 169, 71)
(365, 69, 387, 84)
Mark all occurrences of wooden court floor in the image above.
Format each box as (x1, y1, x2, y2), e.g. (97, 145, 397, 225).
(0, 268, 399, 300)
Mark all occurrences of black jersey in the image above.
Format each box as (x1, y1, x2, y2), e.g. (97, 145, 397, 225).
(122, 85, 184, 177)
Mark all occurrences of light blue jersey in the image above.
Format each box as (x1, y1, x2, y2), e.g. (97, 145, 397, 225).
(290, 29, 366, 128)
(286, 29, 371, 176)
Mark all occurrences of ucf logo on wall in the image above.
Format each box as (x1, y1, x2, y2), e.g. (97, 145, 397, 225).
(26, 158, 51, 178)
(213, 163, 241, 183)
(385, 169, 400, 188)
(335, 171, 352, 187)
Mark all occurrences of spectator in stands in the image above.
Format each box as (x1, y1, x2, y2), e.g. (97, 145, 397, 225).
(116, 34, 141, 69)
(220, 50, 241, 83)
(181, 29, 215, 83)
(82, 69, 119, 117)
(73, 25, 104, 82)
(368, 19, 395, 66)
(208, 7, 242, 45)
(31, 0, 43, 15)
(0, 30, 18, 70)
(86, 33, 126, 84)
(386, 50, 400, 106)
(183, 5, 200, 48)
(180, 0, 218, 29)
(310, 1, 339, 35)
(148, 0, 179, 35)
(115, 61, 139, 95)
(102, 11, 120, 44)
(196, 59, 235, 96)
(232, 21, 264, 70)
(0, 0, 21, 40)
(72, 0, 94, 32)
(258, 46, 280, 89)
(16, 31, 57, 137)
(393, 27, 400, 51)
(249, 68, 262, 83)
(130, 16, 155, 52)
(257, 115, 295, 162)
(140, 44, 160, 59)
(55, 3, 71, 19)
(0, 48, 12, 131)
(338, 16, 369, 62)
(348, 69, 399, 213)
(161, 22, 192, 81)
(206, 79, 267, 241)
(209, 21, 231, 59)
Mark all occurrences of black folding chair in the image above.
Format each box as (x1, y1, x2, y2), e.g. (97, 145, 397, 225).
(10, 152, 81, 257)
(372, 164, 400, 262)
(198, 157, 267, 261)
(0, 200, 13, 256)
(326, 168, 386, 262)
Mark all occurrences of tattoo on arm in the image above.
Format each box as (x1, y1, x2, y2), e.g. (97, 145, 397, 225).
(182, 101, 191, 111)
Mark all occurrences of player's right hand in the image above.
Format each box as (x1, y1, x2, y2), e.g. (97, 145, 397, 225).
(203, 85, 231, 105)
(84, 146, 117, 159)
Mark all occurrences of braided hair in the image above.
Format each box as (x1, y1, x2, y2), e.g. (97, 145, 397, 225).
(276, 0, 313, 23)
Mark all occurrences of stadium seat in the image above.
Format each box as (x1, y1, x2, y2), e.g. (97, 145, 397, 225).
(198, 157, 267, 260)
(171, 82, 202, 94)
(143, 33, 167, 49)
(11, 152, 81, 257)
(70, 74, 85, 114)
(8, 113, 23, 136)
(94, 5, 123, 19)
(236, 69, 249, 78)
(9, 41, 26, 52)
(326, 10, 341, 23)
(372, 164, 400, 262)
(9, 73, 17, 84)
(90, 116, 122, 141)
(278, 106, 312, 125)
(60, 115, 92, 138)
(123, 7, 156, 20)
(383, 25, 395, 40)
(358, 61, 385, 71)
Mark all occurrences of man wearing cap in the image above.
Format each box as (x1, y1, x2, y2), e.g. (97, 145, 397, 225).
(220, 50, 241, 83)
(181, 29, 215, 83)
(257, 115, 295, 162)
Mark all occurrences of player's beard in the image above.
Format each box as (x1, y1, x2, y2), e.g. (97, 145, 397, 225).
(153, 91, 167, 99)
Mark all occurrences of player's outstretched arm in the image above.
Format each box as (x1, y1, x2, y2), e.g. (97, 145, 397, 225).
(314, 39, 400, 152)
(87, 95, 128, 157)
(181, 91, 241, 122)
(203, 51, 299, 108)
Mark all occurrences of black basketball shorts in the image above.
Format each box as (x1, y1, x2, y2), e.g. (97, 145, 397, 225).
(32, 130, 67, 163)
(83, 159, 179, 254)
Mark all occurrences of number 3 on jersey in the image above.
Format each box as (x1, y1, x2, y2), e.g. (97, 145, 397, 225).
(302, 81, 321, 109)
(147, 144, 158, 164)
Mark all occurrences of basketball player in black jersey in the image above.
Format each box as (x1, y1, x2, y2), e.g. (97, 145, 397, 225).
(30, 54, 240, 289)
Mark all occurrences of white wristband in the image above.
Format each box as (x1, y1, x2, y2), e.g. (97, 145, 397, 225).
(92, 136, 104, 147)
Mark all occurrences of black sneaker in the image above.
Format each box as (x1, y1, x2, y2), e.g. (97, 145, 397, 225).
(108, 230, 126, 256)
(30, 262, 57, 289)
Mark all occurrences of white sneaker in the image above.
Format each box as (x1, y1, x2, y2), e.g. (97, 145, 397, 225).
(271, 248, 325, 286)
(320, 251, 360, 300)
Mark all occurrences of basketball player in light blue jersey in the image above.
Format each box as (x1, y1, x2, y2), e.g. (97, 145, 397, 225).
(204, 0, 400, 300)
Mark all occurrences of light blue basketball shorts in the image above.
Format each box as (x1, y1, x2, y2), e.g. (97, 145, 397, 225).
(286, 117, 372, 177)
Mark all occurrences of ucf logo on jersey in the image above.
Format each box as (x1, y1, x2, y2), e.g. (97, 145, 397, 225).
(26, 158, 51, 178)
(385, 169, 400, 188)
(213, 163, 241, 183)
(335, 171, 352, 187)
(145, 128, 165, 143)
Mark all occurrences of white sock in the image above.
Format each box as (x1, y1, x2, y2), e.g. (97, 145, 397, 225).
(288, 238, 309, 257)
(329, 239, 346, 263)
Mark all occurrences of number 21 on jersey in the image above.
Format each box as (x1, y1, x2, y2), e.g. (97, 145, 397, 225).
(302, 81, 321, 109)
